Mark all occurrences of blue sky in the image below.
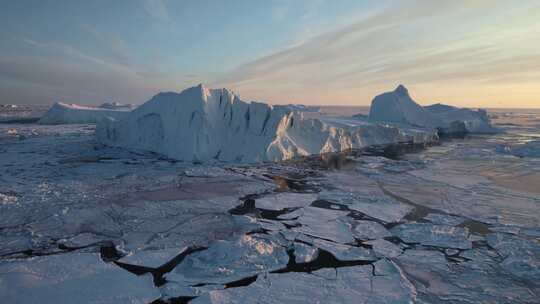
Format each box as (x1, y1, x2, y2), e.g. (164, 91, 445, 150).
(1, 0, 539, 107)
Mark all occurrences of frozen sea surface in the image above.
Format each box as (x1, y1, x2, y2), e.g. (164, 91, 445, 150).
(0, 107, 539, 303)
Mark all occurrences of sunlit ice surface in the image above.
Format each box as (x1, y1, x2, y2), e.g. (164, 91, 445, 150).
(0, 106, 538, 303)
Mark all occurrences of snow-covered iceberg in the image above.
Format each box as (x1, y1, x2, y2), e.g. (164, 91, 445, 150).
(38, 102, 131, 125)
(98, 101, 133, 110)
(369, 85, 499, 134)
(97, 84, 437, 163)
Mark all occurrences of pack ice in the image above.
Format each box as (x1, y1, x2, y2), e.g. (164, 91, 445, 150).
(97, 84, 437, 162)
(369, 85, 499, 134)
(38, 102, 131, 124)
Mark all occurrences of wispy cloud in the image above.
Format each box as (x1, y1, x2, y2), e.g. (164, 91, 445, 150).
(0, 38, 165, 104)
(216, 0, 540, 107)
(80, 24, 133, 66)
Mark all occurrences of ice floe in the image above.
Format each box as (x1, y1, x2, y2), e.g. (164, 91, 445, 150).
(293, 206, 354, 244)
(254, 192, 317, 211)
(352, 220, 391, 240)
(165, 233, 289, 286)
(0, 253, 159, 303)
(391, 223, 472, 249)
(191, 259, 416, 304)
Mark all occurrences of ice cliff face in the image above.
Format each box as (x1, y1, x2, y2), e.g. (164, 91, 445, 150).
(369, 85, 498, 134)
(38, 102, 130, 125)
(97, 84, 436, 163)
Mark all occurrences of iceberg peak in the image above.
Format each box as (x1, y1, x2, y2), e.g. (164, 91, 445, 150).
(394, 84, 409, 96)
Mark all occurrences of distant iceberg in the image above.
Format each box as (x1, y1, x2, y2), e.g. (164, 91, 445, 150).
(501, 140, 540, 158)
(96, 84, 437, 163)
(369, 85, 499, 134)
(38, 102, 131, 125)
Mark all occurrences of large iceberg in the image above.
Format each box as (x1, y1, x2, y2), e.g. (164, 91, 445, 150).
(38, 102, 131, 125)
(369, 85, 499, 134)
(97, 84, 437, 163)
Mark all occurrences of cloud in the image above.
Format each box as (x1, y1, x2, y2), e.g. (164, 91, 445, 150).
(216, 0, 540, 107)
(0, 38, 170, 105)
(80, 24, 133, 66)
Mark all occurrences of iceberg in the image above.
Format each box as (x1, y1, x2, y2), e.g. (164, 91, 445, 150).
(369, 85, 435, 127)
(508, 140, 540, 158)
(97, 84, 437, 163)
(369, 85, 499, 134)
(38, 102, 131, 125)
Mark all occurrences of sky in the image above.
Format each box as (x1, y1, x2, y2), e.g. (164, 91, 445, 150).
(0, 0, 539, 108)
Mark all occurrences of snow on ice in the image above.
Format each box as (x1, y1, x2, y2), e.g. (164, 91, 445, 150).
(38, 102, 131, 124)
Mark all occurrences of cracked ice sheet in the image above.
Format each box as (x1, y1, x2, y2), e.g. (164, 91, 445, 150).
(191, 259, 416, 304)
(254, 193, 317, 211)
(395, 249, 539, 303)
(391, 223, 472, 249)
(486, 233, 540, 281)
(0, 253, 159, 303)
(378, 168, 540, 228)
(164, 233, 289, 297)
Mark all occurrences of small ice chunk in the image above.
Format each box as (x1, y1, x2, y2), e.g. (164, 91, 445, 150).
(0, 192, 19, 205)
(293, 242, 319, 263)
